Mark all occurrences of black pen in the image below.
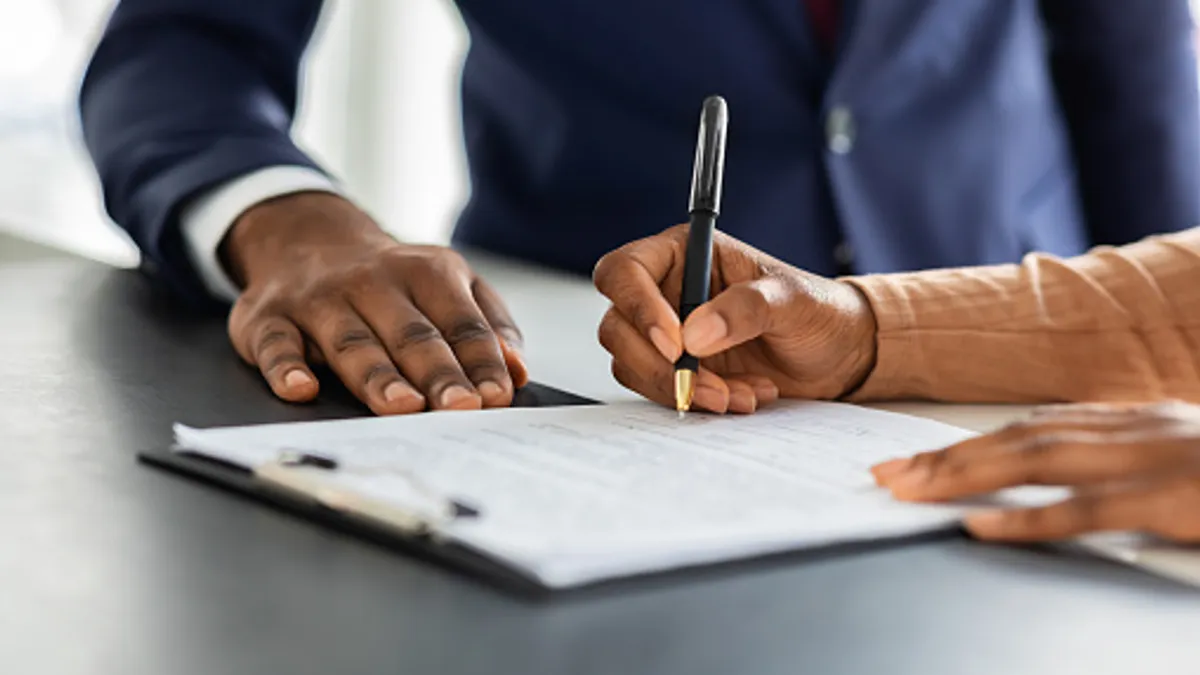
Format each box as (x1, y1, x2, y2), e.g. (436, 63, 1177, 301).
(675, 95, 728, 415)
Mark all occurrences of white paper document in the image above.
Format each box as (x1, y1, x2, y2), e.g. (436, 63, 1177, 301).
(172, 401, 1027, 588)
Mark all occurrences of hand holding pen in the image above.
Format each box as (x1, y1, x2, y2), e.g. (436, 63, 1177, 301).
(593, 97, 879, 414)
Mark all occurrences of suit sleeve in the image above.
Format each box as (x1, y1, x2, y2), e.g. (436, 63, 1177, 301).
(1039, 0, 1200, 248)
(78, 0, 327, 304)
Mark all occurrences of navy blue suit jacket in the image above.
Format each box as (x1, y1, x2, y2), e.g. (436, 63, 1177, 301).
(80, 0, 1200, 303)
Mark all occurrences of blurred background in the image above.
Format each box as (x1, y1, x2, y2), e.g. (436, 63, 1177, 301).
(1, 0, 1198, 268)
(0, 0, 468, 267)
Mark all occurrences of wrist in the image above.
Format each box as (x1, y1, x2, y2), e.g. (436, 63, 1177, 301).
(836, 281, 880, 399)
(220, 192, 391, 287)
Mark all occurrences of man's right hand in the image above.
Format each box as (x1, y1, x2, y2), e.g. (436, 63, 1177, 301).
(221, 192, 528, 415)
(593, 225, 879, 414)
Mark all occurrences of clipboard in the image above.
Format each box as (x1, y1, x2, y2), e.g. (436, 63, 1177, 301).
(137, 381, 598, 596)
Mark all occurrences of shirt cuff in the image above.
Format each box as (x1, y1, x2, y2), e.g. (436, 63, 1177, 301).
(180, 166, 341, 302)
(839, 274, 927, 402)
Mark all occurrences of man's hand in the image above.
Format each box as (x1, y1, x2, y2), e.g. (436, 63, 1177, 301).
(221, 192, 528, 415)
(592, 224, 878, 414)
(872, 401, 1200, 542)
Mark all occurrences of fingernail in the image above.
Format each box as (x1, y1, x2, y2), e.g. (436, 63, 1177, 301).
(284, 370, 313, 389)
(440, 385, 479, 409)
(871, 458, 912, 482)
(649, 326, 680, 361)
(384, 382, 416, 403)
(682, 315, 728, 354)
(693, 385, 728, 414)
(964, 510, 1006, 532)
(478, 381, 506, 401)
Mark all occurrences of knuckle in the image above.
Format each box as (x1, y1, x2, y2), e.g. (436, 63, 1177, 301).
(910, 450, 944, 472)
(255, 327, 296, 355)
(444, 318, 494, 347)
(1022, 432, 1067, 458)
(390, 320, 443, 354)
(592, 251, 618, 284)
(330, 323, 377, 356)
(594, 254, 635, 295)
(597, 310, 622, 353)
(294, 283, 344, 310)
(1013, 443, 1059, 485)
(996, 418, 1041, 442)
(362, 362, 397, 386)
(496, 324, 524, 348)
(399, 247, 468, 279)
(339, 265, 384, 296)
(462, 360, 507, 384)
(419, 365, 470, 395)
(377, 245, 419, 270)
(935, 457, 969, 481)
(435, 247, 469, 269)
(735, 284, 772, 317)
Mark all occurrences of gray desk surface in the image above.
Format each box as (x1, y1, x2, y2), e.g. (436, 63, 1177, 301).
(2, 235, 1197, 675)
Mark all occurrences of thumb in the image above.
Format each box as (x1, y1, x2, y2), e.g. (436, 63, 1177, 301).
(681, 277, 790, 357)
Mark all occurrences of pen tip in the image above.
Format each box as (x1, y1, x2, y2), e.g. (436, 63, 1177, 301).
(674, 369, 695, 415)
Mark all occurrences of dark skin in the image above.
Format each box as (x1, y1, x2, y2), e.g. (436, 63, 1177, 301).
(592, 224, 877, 414)
(596, 225, 1200, 543)
(221, 192, 528, 416)
(873, 401, 1200, 543)
(222, 206, 1200, 543)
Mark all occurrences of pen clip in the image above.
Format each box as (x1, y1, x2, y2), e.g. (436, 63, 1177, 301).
(688, 95, 728, 215)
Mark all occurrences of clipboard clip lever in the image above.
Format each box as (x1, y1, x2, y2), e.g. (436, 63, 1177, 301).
(257, 448, 480, 539)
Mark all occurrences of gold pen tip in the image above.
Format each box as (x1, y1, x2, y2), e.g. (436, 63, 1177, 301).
(674, 369, 695, 414)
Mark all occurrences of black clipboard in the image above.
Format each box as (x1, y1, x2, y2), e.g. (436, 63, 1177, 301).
(137, 381, 599, 596)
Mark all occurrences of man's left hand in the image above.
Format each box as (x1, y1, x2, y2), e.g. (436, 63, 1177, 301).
(872, 401, 1200, 542)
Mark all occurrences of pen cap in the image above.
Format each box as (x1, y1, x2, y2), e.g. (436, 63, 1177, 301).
(688, 95, 728, 215)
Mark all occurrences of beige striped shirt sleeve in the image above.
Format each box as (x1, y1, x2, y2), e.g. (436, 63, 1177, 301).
(842, 229, 1200, 404)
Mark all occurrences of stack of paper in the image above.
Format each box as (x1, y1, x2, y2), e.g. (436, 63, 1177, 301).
(172, 401, 1021, 588)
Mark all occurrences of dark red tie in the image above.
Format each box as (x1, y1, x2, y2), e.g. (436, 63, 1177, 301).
(805, 0, 839, 51)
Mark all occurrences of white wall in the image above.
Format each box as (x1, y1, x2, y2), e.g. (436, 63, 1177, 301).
(295, 0, 470, 245)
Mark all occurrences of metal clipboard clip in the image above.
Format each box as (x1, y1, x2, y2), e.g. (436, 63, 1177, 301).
(254, 448, 479, 539)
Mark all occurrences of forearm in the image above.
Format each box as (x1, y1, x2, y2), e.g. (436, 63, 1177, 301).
(79, 0, 326, 302)
(844, 229, 1200, 403)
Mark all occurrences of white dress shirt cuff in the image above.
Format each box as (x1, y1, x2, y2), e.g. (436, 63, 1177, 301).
(180, 166, 340, 302)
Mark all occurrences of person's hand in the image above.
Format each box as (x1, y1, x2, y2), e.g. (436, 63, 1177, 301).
(592, 224, 877, 414)
(872, 401, 1200, 543)
(221, 192, 528, 415)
